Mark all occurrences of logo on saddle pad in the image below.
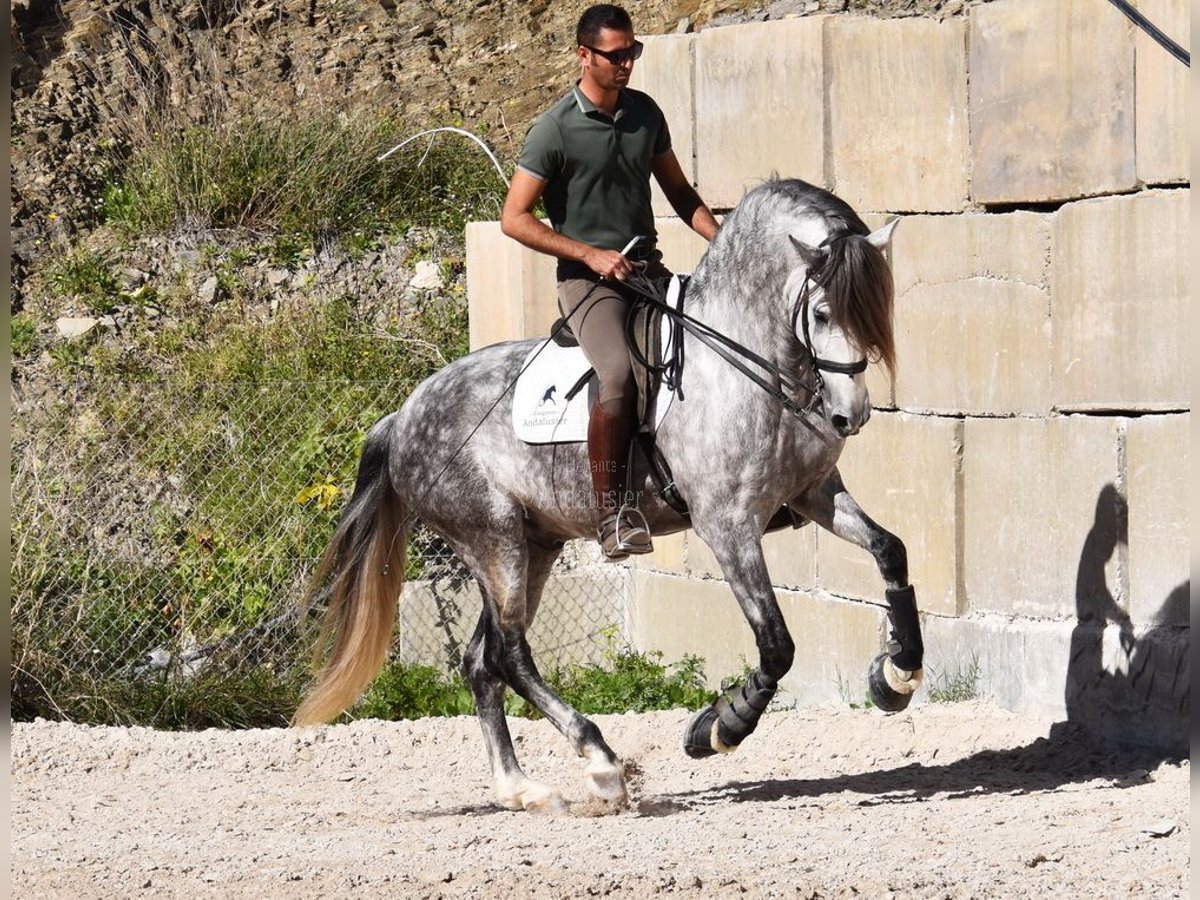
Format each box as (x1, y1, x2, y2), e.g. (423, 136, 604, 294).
(512, 286, 682, 445)
(512, 343, 592, 441)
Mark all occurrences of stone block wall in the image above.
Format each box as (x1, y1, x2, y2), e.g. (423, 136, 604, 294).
(465, 1, 1189, 753)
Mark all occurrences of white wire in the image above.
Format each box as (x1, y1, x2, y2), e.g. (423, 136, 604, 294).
(377, 127, 510, 187)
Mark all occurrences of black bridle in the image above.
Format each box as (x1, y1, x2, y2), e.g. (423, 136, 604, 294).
(789, 274, 870, 379)
(623, 257, 868, 423)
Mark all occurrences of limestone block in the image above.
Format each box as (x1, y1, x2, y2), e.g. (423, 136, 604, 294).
(628, 572, 885, 707)
(685, 531, 724, 580)
(466, 222, 518, 348)
(629, 34, 697, 217)
(1051, 190, 1188, 410)
(1135, 0, 1188, 184)
(762, 525, 818, 591)
(827, 16, 969, 213)
(775, 589, 886, 707)
(963, 416, 1121, 619)
(864, 361, 895, 413)
(628, 571, 757, 687)
(923, 612, 1188, 753)
(817, 412, 962, 616)
(969, 0, 1136, 203)
(653, 521, 818, 588)
(894, 279, 1050, 415)
(890, 211, 1052, 414)
(629, 531, 688, 574)
(1056, 618, 1188, 753)
(396, 579, 477, 666)
(920, 615, 1074, 720)
(890, 211, 1049, 297)
(654, 217, 713, 274)
(695, 18, 825, 209)
(466, 221, 558, 347)
(1124, 414, 1189, 625)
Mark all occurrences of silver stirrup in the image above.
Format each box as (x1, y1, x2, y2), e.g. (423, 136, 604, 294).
(614, 503, 650, 547)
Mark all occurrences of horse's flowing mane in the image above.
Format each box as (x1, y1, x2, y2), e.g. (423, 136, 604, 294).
(703, 178, 896, 378)
(813, 225, 896, 378)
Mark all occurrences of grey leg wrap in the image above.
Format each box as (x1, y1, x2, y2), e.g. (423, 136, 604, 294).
(714, 669, 776, 748)
(885, 586, 924, 671)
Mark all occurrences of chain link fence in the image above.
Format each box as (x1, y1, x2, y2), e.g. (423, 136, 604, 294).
(11, 379, 627, 723)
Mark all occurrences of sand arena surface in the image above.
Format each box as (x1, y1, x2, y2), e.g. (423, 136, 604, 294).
(12, 702, 1188, 898)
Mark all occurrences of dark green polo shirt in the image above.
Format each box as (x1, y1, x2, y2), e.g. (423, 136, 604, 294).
(517, 85, 671, 259)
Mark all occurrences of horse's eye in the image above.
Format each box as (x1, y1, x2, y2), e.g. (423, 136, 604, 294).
(813, 308, 830, 326)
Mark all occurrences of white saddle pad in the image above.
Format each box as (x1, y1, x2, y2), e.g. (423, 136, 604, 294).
(513, 277, 683, 444)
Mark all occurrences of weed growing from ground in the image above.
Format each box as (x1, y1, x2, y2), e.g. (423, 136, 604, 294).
(834, 668, 875, 710)
(928, 655, 981, 703)
(43, 246, 123, 314)
(11, 313, 38, 358)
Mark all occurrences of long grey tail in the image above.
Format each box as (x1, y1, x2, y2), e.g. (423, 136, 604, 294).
(293, 414, 407, 725)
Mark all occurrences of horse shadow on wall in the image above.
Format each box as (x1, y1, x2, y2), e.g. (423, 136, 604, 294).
(649, 485, 1188, 813)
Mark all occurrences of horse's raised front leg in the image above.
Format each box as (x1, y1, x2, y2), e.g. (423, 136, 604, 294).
(792, 468, 925, 711)
(682, 519, 795, 758)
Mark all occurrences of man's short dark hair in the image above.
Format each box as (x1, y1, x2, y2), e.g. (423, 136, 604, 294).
(576, 4, 633, 47)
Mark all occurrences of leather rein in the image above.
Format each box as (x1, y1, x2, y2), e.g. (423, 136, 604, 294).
(623, 251, 868, 423)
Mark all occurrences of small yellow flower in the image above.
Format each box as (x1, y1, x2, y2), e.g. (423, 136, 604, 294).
(48, 212, 58, 221)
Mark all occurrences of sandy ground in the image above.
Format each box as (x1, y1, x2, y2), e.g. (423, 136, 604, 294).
(11, 701, 1189, 898)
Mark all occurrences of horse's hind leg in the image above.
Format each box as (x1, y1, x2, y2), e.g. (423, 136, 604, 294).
(462, 599, 565, 814)
(462, 534, 626, 810)
(519, 535, 627, 803)
(793, 468, 925, 710)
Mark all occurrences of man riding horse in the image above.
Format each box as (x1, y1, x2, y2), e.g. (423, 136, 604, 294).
(500, 3, 720, 560)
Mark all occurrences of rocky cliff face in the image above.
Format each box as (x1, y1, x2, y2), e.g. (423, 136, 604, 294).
(9, 0, 737, 289)
(10, 0, 974, 302)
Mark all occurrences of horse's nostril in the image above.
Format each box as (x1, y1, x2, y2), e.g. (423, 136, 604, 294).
(831, 414, 854, 436)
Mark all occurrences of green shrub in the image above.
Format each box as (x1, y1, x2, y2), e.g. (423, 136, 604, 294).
(102, 111, 506, 245)
(11, 280, 472, 728)
(354, 663, 476, 720)
(348, 645, 719, 724)
(12, 665, 308, 729)
(11, 312, 38, 358)
(541, 648, 717, 716)
(43, 246, 123, 314)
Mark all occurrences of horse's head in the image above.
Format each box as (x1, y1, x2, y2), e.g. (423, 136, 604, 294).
(786, 218, 897, 438)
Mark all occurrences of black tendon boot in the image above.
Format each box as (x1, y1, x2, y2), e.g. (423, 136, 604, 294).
(587, 403, 653, 560)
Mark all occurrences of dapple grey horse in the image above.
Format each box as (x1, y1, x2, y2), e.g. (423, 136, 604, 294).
(295, 178, 926, 813)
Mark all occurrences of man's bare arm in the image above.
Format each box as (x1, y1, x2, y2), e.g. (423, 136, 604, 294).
(500, 170, 635, 280)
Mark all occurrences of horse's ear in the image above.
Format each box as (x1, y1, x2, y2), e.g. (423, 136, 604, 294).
(866, 217, 899, 251)
(789, 234, 827, 269)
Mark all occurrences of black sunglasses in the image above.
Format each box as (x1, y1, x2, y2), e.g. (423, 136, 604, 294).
(583, 41, 644, 65)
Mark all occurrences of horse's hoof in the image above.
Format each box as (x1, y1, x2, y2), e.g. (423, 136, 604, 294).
(584, 757, 628, 804)
(867, 652, 923, 713)
(497, 778, 568, 815)
(683, 707, 719, 758)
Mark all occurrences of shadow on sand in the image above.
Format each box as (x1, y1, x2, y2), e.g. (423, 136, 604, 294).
(640, 483, 1189, 816)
